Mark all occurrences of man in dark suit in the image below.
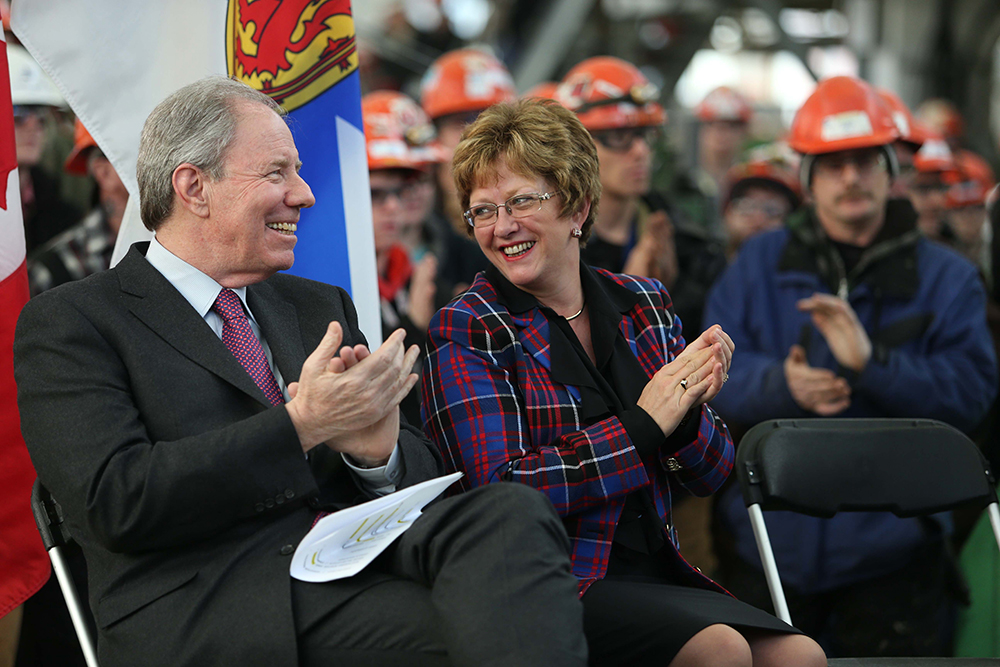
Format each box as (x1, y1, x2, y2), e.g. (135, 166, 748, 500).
(14, 77, 586, 667)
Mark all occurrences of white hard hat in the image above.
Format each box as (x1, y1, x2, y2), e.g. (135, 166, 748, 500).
(7, 44, 65, 107)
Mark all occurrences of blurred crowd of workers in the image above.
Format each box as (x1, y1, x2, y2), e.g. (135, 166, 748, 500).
(8, 10, 1000, 662)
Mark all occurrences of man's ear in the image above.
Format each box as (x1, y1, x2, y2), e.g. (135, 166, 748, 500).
(172, 163, 210, 218)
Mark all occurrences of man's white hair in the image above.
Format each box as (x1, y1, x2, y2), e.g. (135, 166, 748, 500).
(136, 76, 285, 231)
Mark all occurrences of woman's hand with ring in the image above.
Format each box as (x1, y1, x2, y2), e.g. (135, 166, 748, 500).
(637, 344, 722, 436)
(676, 324, 734, 377)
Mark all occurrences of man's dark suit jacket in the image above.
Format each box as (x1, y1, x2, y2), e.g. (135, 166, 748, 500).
(14, 243, 443, 667)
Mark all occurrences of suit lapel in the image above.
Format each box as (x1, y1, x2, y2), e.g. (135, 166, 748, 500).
(115, 245, 273, 407)
(247, 281, 306, 385)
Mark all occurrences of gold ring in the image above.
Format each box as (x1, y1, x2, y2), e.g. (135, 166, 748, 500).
(680, 377, 689, 390)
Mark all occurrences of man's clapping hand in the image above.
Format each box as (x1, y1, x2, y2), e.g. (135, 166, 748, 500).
(286, 324, 419, 465)
(783, 344, 851, 416)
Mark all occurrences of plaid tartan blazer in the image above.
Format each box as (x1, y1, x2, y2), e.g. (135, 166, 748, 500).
(421, 266, 733, 594)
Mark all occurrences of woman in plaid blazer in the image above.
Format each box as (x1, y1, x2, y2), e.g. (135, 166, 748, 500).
(420, 99, 826, 666)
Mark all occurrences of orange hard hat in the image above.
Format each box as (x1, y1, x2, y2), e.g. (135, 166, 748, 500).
(876, 88, 927, 148)
(913, 135, 955, 174)
(694, 86, 752, 124)
(788, 76, 899, 156)
(362, 90, 446, 171)
(523, 81, 560, 101)
(1, 0, 10, 32)
(724, 158, 801, 211)
(419, 49, 516, 120)
(64, 118, 99, 176)
(945, 150, 995, 208)
(915, 98, 964, 142)
(556, 56, 665, 131)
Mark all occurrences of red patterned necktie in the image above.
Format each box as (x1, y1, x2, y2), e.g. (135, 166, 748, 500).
(212, 289, 285, 406)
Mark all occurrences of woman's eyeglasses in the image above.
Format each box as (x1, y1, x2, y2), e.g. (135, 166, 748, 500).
(464, 192, 559, 228)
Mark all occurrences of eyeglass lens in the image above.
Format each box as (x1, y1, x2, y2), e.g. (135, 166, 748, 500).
(12, 105, 48, 124)
(815, 149, 885, 175)
(732, 199, 788, 218)
(593, 126, 661, 151)
(371, 181, 421, 206)
(465, 193, 553, 227)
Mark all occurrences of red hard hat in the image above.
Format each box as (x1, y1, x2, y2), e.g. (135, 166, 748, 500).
(913, 135, 955, 174)
(64, 119, 99, 176)
(556, 56, 666, 131)
(695, 86, 752, 124)
(362, 90, 446, 171)
(915, 98, 964, 142)
(876, 88, 927, 148)
(523, 81, 560, 102)
(945, 150, 995, 208)
(788, 76, 899, 156)
(724, 157, 801, 211)
(419, 49, 516, 120)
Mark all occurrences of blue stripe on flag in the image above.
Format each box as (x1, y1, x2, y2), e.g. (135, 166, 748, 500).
(283, 69, 364, 294)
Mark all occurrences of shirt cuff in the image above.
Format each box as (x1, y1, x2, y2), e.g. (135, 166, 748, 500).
(620, 408, 666, 457)
(664, 406, 701, 454)
(342, 444, 402, 496)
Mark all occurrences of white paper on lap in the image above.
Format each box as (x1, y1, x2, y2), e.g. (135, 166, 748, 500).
(290, 472, 463, 582)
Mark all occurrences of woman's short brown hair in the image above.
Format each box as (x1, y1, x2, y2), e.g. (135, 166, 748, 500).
(452, 98, 601, 242)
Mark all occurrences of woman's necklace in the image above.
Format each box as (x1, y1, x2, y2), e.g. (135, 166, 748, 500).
(564, 299, 586, 321)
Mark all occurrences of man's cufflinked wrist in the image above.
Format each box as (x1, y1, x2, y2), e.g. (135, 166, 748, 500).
(346, 454, 391, 469)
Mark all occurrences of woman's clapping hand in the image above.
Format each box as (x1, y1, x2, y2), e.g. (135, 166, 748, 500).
(636, 325, 733, 436)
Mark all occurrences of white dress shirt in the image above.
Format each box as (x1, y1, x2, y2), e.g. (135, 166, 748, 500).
(145, 237, 400, 495)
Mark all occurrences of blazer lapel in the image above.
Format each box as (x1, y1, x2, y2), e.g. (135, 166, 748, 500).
(511, 309, 553, 373)
(114, 245, 273, 406)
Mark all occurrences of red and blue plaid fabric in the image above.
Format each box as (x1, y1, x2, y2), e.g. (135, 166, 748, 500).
(421, 269, 734, 595)
(213, 289, 284, 406)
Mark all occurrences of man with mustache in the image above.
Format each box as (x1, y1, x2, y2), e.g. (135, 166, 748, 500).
(704, 77, 997, 657)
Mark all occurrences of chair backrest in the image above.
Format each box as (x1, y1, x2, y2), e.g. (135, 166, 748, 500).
(737, 418, 997, 517)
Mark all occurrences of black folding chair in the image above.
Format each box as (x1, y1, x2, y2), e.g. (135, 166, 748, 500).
(30, 479, 100, 667)
(735, 418, 1000, 627)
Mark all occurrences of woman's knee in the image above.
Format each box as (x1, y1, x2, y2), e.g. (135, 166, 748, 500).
(747, 632, 827, 667)
(670, 624, 752, 667)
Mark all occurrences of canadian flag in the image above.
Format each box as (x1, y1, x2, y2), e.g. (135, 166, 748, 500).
(0, 30, 49, 619)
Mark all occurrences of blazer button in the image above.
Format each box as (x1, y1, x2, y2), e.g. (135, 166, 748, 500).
(307, 498, 320, 509)
(275, 494, 286, 505)
(265, 498, 275, 509)
(284, 489, 296, 499)
(254, 503, 265, 513)
(280, 544, 294, 556)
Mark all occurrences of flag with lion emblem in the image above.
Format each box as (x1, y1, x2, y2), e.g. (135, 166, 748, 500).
(12, 0, 380, 340)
